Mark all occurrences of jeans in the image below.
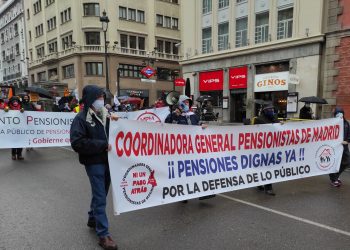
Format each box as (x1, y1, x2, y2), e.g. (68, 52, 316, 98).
(85, 163, 111, 237)
(329, 147, 350, 182)
(12, 148, 23, 156)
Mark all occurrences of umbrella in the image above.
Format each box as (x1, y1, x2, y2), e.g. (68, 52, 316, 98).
(196, 95, 213, 103)
(185, 78, 191, 97)
(299, 96, 327, 104)
(254, 99, 272, 105)
(25, 86, 52, 99)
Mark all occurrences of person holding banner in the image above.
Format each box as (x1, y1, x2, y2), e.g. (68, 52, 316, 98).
(329, 107, 350, 187)
(253, 105, 280, 196)
(5, 96, 25, 160)
(70, 85, 118, 250)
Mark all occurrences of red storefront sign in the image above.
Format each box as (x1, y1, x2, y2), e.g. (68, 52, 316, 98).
(174, 78, 186, 87)
(140, 66, 156, 79)
(229, 66, 248, 89)
(199, 70, 224, 91)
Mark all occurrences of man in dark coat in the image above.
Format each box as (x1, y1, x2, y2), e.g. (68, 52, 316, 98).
(329, 106, 350, 187)
(299, 103, 313, 119)
(70, 85, 118, 250)
(253, 105, 279, 196)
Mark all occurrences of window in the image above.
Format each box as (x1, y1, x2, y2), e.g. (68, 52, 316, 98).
(137, 10, 145, 23)
(33, 0, 42, 14)
(219, 0, 229, 9)
(28, 31, 32, 41)
(38, 71, 46, 81)
(128, 8, 136, 21)
(86, 62, 103, 76)
(85, 32, 100, 45)
(47, 16, 56, 31)
(129, 36, 137, 52)
(35, 24, 44, 37)
(165, 41, 171, 54)
(172, 18, 178, 29)
(14, 23, 18, 36)
(15, 43, 20, 55)
(236, 0, 247, 3)
(203, 0, 212, 14)
(63, 64, 74, 78)
(119, 64, 145, 78)
(83, 3, 99, 16)
(218, 22, 229, 51)
(156, 14, 163, 26)
(48, 40, 57, 53)
(119, 6, 127, 19)
(235, 17, 248, 47)
(27, 9, 30, 19)
(1, 33, 4, 44)
(157, 67, 172, 81)
(2, 51, 5, 61)
(202, 27, 212, 53)
(36, 45, 45, 58)
(62, 34, 73, 49)
(138, 37, 145, 50)
(172, 42, 179, 55)
(46, 0, 55, 6)
(164, 16, 171, 28)
(255, 12, 269, 44)
(61, 8, 71, 24)
(277, 8, 293, 39)
(120, 34, 128, 48)
(157, 40, 164, 53)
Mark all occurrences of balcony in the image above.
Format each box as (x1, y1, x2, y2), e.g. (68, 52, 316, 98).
(42, 52, 58, 64)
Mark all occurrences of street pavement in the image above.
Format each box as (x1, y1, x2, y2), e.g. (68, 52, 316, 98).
(1, 147, 350, 250)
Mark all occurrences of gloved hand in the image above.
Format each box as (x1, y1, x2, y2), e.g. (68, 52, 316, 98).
(4, 107, 9, 112)
(20, 108, 24, 113)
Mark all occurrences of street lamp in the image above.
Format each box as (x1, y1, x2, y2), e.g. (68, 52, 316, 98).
(100, 10, 113, 104)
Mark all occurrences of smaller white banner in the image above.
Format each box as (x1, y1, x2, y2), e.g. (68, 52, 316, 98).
(254, 71, 289, 92)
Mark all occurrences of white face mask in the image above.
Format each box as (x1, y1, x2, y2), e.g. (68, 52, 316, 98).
(335, 112, 343, 119)
(92, 99, 104, 111)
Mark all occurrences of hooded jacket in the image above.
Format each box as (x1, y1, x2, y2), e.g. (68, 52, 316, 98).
(70, 85, 110, 165)
(334, 107, 350, 143)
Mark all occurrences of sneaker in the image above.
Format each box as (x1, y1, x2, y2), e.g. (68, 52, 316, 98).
(331, 180, 341, 187)
(337, 179, 342, 184)
(198, 195, 216, 200)
(11, 155, 16, 160)
(17, 155, 24, 160)
(99, 236, 118, 250)
(265, 189, 276, 196)
(257, 186, 264, 191)
(87, 217, 96, 228)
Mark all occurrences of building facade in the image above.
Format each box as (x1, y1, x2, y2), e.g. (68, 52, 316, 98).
(24, 0, 181, 106)
(322, 0, 350, 118)
(181, 0, 325, 122)
(0, 0, 28, 90)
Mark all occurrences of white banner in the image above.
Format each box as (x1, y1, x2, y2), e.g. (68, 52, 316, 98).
(109, 118, 343, 214)
(254, 71, 289, 92)
(0, 107, 170, 148)
(0, 110, 75, 148)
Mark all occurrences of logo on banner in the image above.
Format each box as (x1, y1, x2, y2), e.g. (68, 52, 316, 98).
(120, 163, 157, 205)
(137, 112, 161, 123)
(315, 145, 335, 171)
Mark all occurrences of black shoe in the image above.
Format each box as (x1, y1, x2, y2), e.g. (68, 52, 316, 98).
(265, 190, 276, 196)
(87, 217, 96, 228)
(198, 194, 216, 200)
(257, 186, 264, 191)
(180, 200, 188, 203)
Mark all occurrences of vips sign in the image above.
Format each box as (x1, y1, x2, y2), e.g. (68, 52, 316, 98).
(0, 107, 170, 148)
(229, 66, 248, 89)
(174, 78, 186, 87)
(254, 71, 289, 92)
(199, 70, 224, 91)
(109, 118, 343, 214)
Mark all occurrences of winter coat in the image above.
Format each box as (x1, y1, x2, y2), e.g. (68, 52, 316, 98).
(254, 113, 279, 125)
(70, 85, 110, 166)
(165, 111, 200, 125)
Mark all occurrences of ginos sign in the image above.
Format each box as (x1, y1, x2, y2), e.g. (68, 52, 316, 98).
(229, 66, 247, 89)
(254, 72, 289, 92)
(199, 70, 223, 91)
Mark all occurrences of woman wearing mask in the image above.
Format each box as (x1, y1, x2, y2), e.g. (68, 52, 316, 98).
(299, 102, 313, 120)
(329, 107, 350, 187)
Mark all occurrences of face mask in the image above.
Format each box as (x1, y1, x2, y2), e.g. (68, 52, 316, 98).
(335, 112, 343, 118)
(92, 99, 104, 111)
(179, 102, 189, 112)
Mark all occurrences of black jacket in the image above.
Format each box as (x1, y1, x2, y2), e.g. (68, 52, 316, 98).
(343, 119, 350, 143)
(165, 111, 200, 125)
(70, 85, 109, 166)
(254, 113, 279, 124)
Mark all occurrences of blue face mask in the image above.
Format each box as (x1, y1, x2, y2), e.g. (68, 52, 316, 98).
(180, 102, 189, 112)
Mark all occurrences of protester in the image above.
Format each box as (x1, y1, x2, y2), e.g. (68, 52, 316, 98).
(0, 98, 5, 109)
(165, 95, 215, 202)
(73, 100, 84, 113)
(253, 105, 280, 195)
(22, 95, 34, 111)
(299, 103, 313, 120)
(5, 96, 24, 160)
(329, 107, 350, 187)
(154, 98, 165, 108)
(70, 85, 118, 250)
